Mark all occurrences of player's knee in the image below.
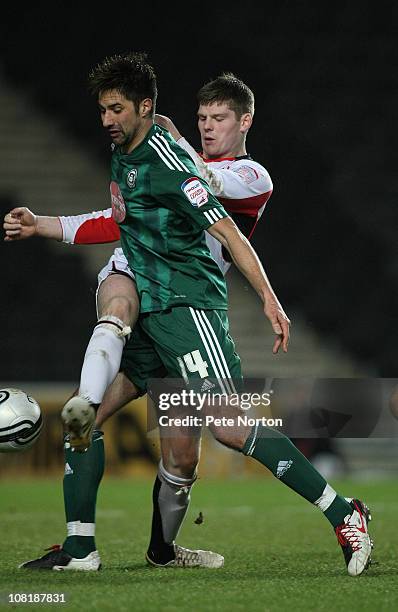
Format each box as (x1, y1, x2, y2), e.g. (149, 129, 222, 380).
(159, 459, 197, 488)
(102, 295, 137, 327)
(177, 455, 199, 479)
(163, 448, 199, 479)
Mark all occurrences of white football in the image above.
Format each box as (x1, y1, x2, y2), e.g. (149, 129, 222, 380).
(0, 388, 43, 452)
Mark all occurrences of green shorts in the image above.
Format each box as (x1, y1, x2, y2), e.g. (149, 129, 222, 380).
(120, 306, 242, 395)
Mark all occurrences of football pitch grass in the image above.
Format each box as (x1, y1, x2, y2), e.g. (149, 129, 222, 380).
(0, 477, 397, 611)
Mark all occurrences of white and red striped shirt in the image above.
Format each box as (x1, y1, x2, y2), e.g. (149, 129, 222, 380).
(59, 138, 272, 273)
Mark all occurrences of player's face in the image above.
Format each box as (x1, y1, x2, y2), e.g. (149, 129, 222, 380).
(197, 102, 250, 159)
(98, 90, 145, 152)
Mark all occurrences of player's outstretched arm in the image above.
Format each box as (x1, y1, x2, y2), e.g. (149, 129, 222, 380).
(3, 207, 63, 241)
(4, 206, 121, 245)
(207, 216, 290, 354)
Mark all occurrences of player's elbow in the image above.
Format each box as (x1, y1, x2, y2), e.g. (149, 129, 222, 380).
(209, 216, 239, 247)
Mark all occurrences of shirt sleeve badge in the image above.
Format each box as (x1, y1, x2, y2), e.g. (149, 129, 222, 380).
(181, 177, 209, 208)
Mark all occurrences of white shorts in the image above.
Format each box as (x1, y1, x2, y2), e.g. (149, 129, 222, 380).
(97, 233, 231, 291)
(97, 247, 136, 288)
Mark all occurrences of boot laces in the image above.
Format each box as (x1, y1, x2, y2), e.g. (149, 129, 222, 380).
(336, 520, 363, 552)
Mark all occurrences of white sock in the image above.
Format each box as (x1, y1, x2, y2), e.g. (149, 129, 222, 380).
(79, 325, 124, 404)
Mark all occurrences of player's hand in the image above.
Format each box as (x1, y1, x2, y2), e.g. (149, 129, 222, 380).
(263, 297, 291, 354)
(154, 114, 182, 141)
(3, 207, 38, 241)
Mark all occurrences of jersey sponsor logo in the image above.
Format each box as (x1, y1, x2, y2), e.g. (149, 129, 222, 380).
(110, 181, 126, 223)
(126, 168, 137, 189)
(233, 165, 259, 184)
(181, 177, 209, 208)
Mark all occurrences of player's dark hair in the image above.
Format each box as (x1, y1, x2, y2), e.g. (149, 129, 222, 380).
(197, 72, 254, 117)
(88, 52, 157, 115)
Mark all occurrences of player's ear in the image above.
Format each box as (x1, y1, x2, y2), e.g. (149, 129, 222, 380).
(240, 113, 252, 134)
(140, 98, 153, 118)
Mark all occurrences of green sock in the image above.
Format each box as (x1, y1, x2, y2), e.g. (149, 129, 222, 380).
(62, 430, 105, 558)
(242, 426, 352, 528)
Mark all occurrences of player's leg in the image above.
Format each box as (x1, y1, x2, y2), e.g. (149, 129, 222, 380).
(80, 272, 138, 404)
(145, 424, 197, 564)
(143, 307, 373, 576)
(62, 249, 139, 451)
(146, 423, 223, 568)
(209, 413, 372, 576)
(61, 372, 141, 559)
(120, 328, 224, 568)
(19, 372, 140, 570)
(143, 237, 230, 567)
(146, 436, 198, 566)
(138, 307, 240, 568)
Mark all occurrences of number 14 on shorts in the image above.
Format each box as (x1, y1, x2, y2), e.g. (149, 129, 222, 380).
(177, 350, 209, 382)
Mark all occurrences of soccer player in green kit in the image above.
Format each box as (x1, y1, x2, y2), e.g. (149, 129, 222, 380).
(16, 53, 372, 575)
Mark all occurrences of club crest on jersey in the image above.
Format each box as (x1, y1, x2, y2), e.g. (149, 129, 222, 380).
(126, 168, 138, 189)
(233, 165, 259, 184)
(181, 177, 209, 208)
(110, 181, 126, 223)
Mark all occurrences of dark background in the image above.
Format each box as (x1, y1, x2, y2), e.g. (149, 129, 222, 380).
(0, 1, 397, 379)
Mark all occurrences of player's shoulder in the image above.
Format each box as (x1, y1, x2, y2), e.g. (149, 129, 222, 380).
(229, 156, 273, 191)
(146, 127, 195, 174)
(231, 156, 269, 175)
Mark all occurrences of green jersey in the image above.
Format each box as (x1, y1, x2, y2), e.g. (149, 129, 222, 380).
(110, 124, 229, 313)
